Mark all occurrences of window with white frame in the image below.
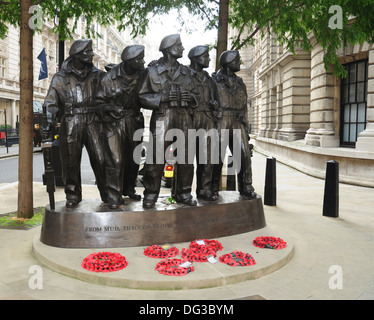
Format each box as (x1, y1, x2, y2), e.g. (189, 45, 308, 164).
(0, 56, 6, 78)
(340, 59, 368, 147)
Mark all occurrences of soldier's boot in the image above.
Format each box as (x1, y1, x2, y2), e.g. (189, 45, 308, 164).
(106, 167, 123, 210)
(65, 183, 82, 208)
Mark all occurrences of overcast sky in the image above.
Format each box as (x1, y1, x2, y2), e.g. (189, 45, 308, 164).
(145, 9, 217, 72)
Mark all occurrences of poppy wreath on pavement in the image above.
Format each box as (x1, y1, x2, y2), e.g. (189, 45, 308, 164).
(252, 236, 287, 250)
(180, 247, 217, 262)
(82, 252, 128, 273)
(181, 239, 223, 262)
(155, 258, 195, 276)
(189, 239, 223, 254)
(143, 245, 179, 259)
(219, 251, 256, 267)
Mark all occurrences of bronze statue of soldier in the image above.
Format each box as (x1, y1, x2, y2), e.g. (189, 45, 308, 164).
(139, 34, 198, 209)
(42, 39, 107, 208)
(212, 50, 256, 199)
(188, 45, 221, 201)
(96, 45, 145, 209)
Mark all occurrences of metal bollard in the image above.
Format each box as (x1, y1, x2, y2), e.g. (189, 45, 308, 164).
(323, 160, 339, 218)
(264, 156, 276, 206)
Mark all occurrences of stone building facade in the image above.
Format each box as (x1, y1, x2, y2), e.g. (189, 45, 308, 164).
(233, 29, 374, 187)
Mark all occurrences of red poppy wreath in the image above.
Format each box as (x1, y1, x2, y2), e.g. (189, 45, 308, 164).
(155, 258, 195, 276)
(181, 239, 223, 262)
(219, 251, 256, 267)
(82, 252, 128, 273)
(143, 245, 179, 259)
(253, 236, 287, 250)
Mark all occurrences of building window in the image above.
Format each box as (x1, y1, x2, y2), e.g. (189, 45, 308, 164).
(340, 59, 368, 147)
(0, 57, 6, 78)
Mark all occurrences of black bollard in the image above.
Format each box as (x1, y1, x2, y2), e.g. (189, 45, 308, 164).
(264, 156, 276, 206)
(323, 160, 339, 218)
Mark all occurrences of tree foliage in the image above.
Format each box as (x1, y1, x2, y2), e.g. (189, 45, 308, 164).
(228, 0, 374, 77)
(0, 1, 20, 37)
(0, 0, 189, 40)
(2, 0, 374, 74)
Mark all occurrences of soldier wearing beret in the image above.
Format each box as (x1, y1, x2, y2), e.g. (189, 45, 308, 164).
(95, 45, 145, 209)
(188, 45, 221, 201)
(212, 50, 256, 199)
(139, 34, 198, 209)
(42, 39, 107, 208)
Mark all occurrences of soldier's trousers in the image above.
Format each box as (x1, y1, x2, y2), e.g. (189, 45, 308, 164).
(142, 108, 194, 203)
(212, 115, 254, 195)
(104, 114, 144, 206)
(59, 114, 107, 203)
(192, 111, 219, 197)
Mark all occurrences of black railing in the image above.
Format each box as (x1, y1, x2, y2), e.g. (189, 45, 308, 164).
(0, 129, 20, 147)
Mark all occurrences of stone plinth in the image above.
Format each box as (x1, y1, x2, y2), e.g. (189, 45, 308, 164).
(40, 191, 266, 248)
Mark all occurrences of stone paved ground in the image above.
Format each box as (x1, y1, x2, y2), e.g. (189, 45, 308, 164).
(0, 151, 373, 300)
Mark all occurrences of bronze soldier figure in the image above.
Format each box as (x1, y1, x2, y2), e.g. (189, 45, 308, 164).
(96, 45, 145, 209)
(42, 39, 107, 208)
(139, 34, 198, 209)
(212, 50, 256, 199)
(188, 45, 221, 201)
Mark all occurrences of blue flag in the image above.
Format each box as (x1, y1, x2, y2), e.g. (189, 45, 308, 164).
(37, 48, 48, 80)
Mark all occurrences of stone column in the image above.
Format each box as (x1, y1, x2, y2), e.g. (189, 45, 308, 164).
(356, 49, 374, 151)
(278, 55, 311, 141)
(266, 87, 277, 138)
(254, 97, 260, 134)
(11, 99, 17, 128)
(274, 84, 283, 139)
(305, 43, 340, 147)
(258, 76, 269, 137)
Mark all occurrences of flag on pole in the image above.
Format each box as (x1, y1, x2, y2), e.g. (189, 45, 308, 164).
(37, 48, 48, 80)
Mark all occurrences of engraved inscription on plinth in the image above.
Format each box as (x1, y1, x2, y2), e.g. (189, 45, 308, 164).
(40, 191, 266, 248)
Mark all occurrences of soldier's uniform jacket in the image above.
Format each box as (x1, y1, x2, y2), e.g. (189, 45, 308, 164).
(44, 57, 103, 136)
(212, 69, 249, 134)
(190, 68, 220, 120)
(95, 63, 143, 121)
(139, 59, 198, 114)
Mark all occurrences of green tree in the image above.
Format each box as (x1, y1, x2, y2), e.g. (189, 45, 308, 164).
(156, 0, 374, 75)
(228, 0, 374, 77)
(171, 0, 374, 76)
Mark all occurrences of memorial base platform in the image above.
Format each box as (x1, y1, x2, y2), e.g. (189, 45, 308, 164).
(33, 191, 293, 290)
(33, 226, 293, 290)
(40, 191, 266, 248)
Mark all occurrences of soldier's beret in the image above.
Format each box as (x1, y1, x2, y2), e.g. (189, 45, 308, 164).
(159, 34, 181, 51)
(69, 39, 92, 56)
(188, 45, 209, 59)
(219, 50, 239, 65)
(121, 45, 145, 61)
